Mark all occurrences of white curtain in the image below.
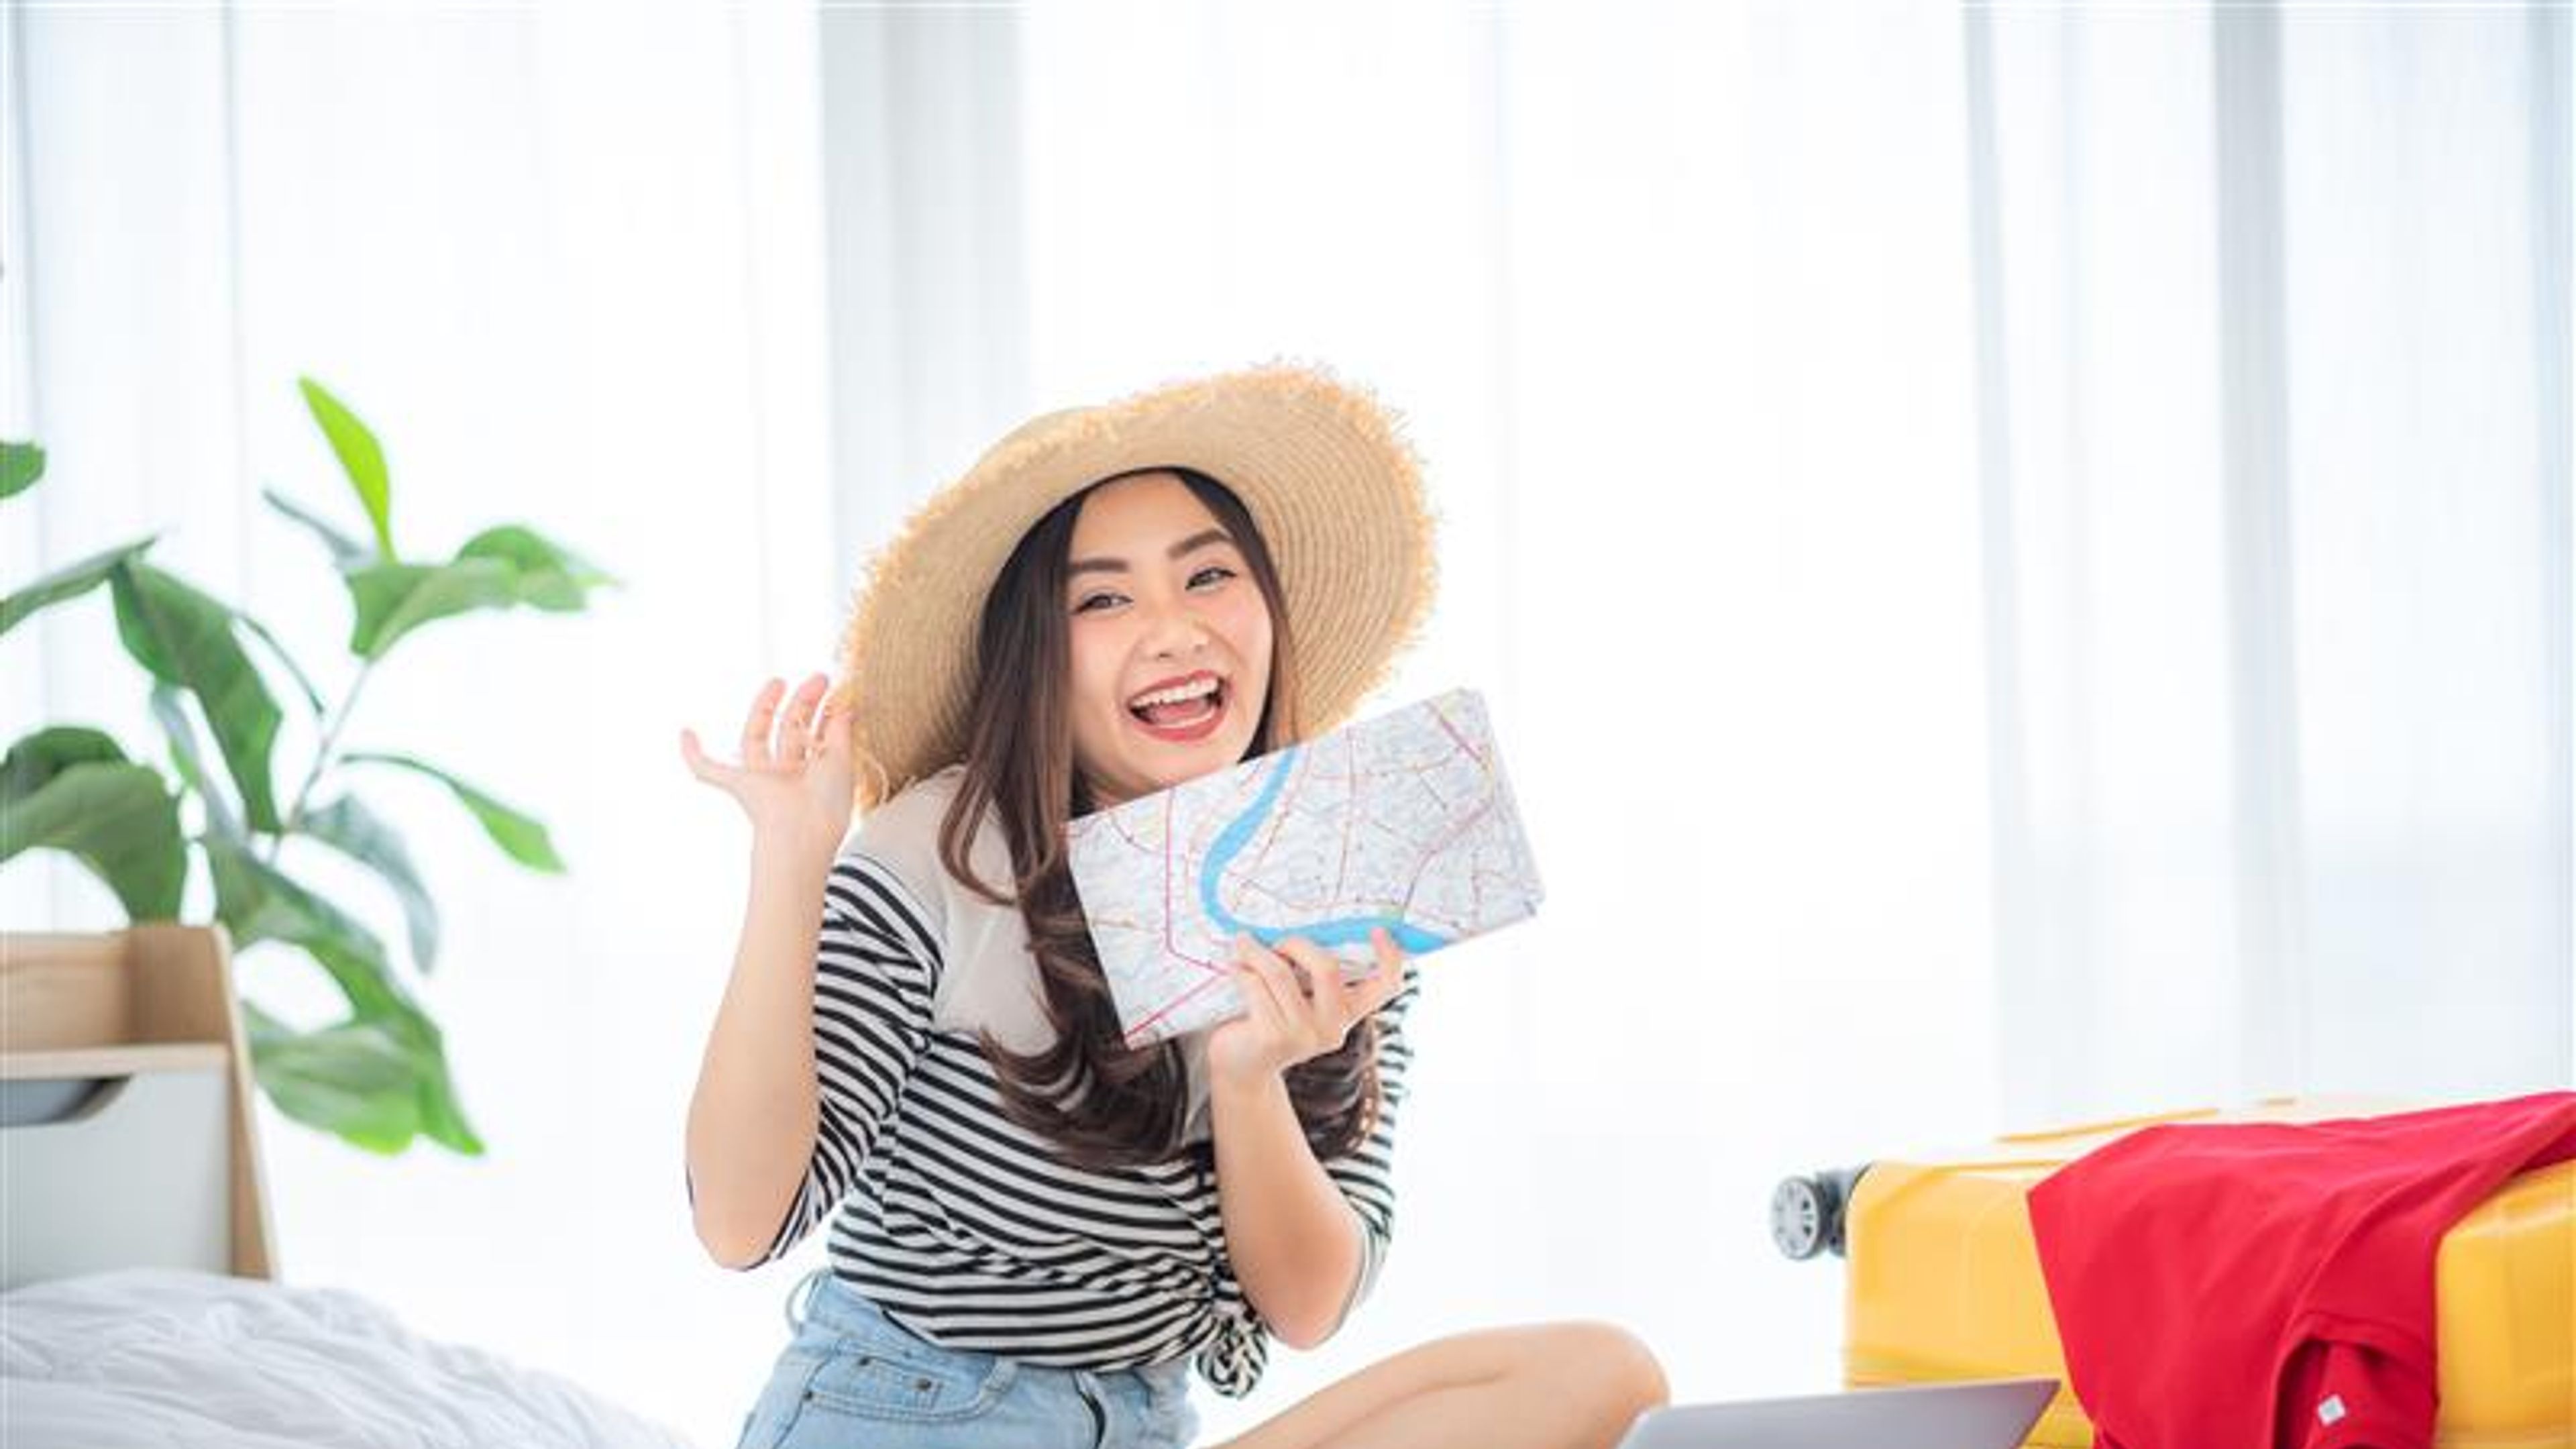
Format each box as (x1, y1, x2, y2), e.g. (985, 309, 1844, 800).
(4, 4, 840, 1442)
(1972, 4, 2573, 1127)
(8, 3, 2568, 1445)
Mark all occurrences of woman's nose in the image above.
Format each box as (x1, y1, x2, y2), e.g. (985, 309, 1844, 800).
(1141, 602, 1212, 659)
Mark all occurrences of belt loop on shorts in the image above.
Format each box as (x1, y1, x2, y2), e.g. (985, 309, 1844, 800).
(784, 1265, 830, 1333)
(1073, 1369, 1110, 1449)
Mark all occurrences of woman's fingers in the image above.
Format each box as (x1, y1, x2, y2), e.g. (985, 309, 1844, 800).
(1353, 953, 1407, 1018)
(1281, 931, 1406, 1026)
(1239, 937, 1311, 1021)
(1275, 936, 1352, 1028)
(1369, 925, 1401, 975)
(740, 678, 788, 768)
(776, 674, 828, 763)
(734, 675, 845, 774)
(1232, 941, 1297, 1039)
(1224, 930, 1409, 1077)
(1357, 927, 1408, 1014)
(678, 727, 739, 789)
(815, 688, 853, 757)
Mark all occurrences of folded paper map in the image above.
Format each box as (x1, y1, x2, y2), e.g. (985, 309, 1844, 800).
(1067, 687, 1544, 1045)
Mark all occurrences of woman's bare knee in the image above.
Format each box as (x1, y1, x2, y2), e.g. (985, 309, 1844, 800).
(1207, 1320, 1668, 1449)
(1526, 1322, 1670, 1444)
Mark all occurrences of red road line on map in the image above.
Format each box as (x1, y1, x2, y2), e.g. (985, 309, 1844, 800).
(1109, 810, 1153, 853)
(1123, 968, 1232, 1044)
(1397, 792, 1497, 917)
(1430, 700, 1488, 768)
(1155, 791, 1226, 970)
(1330, 751, 1363, 912)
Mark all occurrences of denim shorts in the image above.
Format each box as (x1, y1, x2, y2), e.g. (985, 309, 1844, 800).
(735, 1267, 1203, 1449)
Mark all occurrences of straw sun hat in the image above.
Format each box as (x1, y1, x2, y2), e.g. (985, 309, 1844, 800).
(832, 362, 1438, 810)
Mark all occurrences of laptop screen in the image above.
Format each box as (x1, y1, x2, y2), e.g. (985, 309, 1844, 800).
(1617, 1378, 2058, 1449)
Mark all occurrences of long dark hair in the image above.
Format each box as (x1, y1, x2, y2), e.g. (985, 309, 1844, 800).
(936, 468, 1383, 1170)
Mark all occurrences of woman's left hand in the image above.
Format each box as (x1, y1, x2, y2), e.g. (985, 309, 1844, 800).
(1207, 928, 1408, 1091)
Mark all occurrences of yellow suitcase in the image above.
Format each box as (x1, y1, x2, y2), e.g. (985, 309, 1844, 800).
(1770, 1100, 2576, 1449)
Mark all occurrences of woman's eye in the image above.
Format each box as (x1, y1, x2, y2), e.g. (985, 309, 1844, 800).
(1073, 592, 1126, 614)
(1189, 566, 1237, 590)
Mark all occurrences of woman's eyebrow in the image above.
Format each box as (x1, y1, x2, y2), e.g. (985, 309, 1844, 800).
(1068, 527, 1235, 578)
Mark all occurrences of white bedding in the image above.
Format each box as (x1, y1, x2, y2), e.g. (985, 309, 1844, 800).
(1, 1267, 703, 1449)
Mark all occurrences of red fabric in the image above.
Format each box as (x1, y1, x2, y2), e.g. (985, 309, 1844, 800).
(2026, 1091, 2576, 1449)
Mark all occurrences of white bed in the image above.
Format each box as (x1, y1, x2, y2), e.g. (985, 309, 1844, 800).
(0, 928, 704, 1449)
(1, 1266, 700, 1449)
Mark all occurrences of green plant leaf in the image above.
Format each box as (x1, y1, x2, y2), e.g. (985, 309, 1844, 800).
(262, 488, 371, 570)
(412, 1062, 485, 1154)
(203, 836, 484, 1154)
(341, 557, 519, 660)
(340, 751, 566, 872)
(0, 535, 157, 637)
(278, 951, 483, 1156)
(456, 525, 618, 610)
(0, 729, 185, 920)
(148, 684, 243, 840)
(233, 611, 326, 718)
(0, 724, 125, 795)
(1, 441, 43, 499)
(109, 560, 284, 831)
(300, 793, 440, 973)
(245, 1014, 424, 1155)
(374, 1002, 482, 1155)
(297, 378, 394, 559)
(205, 834, 398, 1007)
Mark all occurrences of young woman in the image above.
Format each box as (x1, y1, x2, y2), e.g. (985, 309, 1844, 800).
(682, 366, 1667, 1449)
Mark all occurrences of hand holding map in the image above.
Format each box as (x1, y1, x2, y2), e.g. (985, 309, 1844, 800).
(1067, 688, 1544, 1045)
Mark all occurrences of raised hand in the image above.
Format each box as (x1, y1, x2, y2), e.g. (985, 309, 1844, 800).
(679, 673, 858, 859)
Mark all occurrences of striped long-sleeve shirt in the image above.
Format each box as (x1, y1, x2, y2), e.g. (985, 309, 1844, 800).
(714, 765, 1417, 1398)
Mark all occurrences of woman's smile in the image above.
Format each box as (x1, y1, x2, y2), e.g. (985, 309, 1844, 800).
(1126, 669, 1230, 741)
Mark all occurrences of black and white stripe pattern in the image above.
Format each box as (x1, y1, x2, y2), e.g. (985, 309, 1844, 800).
(740, 851, 1417, 1399)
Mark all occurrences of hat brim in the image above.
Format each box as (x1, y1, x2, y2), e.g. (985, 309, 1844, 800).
(835, 362, 1437, 808)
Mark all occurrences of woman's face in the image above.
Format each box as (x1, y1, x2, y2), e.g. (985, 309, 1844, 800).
(1063, 472, 1275, 810)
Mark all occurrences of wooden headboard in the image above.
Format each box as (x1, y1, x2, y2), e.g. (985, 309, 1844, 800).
(0, 926, 276, 1285)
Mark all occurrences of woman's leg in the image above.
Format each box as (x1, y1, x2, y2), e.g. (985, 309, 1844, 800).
(1205, 1322, 1668, 1449)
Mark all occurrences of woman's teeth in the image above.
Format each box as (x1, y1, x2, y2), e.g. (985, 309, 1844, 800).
(1132, 678, 1218, 708)
(1130, 678, 1222, 727)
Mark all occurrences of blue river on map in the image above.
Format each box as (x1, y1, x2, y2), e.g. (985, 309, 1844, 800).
(1197, 748, 1452, 956)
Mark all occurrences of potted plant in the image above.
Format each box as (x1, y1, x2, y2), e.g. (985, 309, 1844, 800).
(0, 378, 611, 1157)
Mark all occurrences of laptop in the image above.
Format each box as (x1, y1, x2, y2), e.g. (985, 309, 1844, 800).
(1617, 1377, 2059, 1449)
